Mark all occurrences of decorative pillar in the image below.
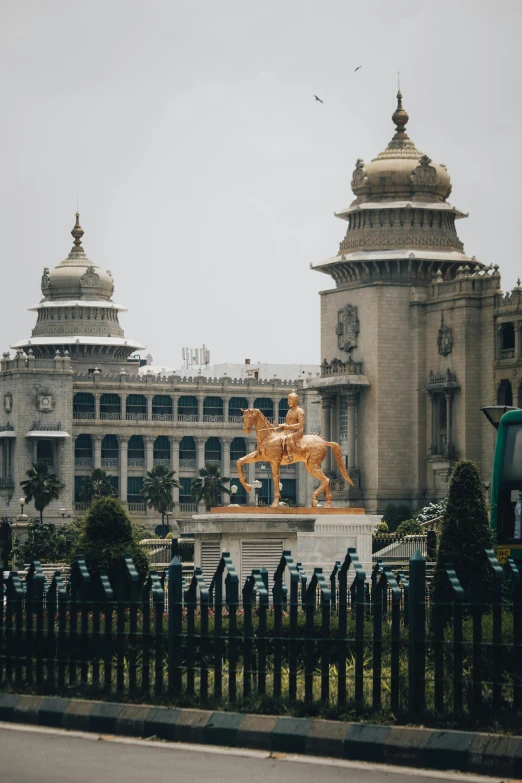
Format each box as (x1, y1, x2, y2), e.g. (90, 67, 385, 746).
(119, 436, 129, 502)
(94, 393, 101, 420)
(170, 437, 180, 504)
(197, 396, 203, 423)
(346, 394, 357, 471)
(272, 399, 279, 424)
(321, 395, 333, 473)
(222, 437, 231, 504)
(121, 394, 127, 421)
(196, 437, 206, 471)
(223, 397, 230, 423)
(145, 435, 155, 472)
(147, 396, 153, 421)
(93, 435, 102, 469)
(247, 439, 257, 505)
(172, 395, 178, 421)
(445, 392, 453, 456)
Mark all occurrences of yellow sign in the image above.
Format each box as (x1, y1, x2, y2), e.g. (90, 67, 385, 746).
(497, 548, 510, 564)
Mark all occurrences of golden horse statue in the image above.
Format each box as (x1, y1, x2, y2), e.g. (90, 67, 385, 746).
(236, 408, 353, 508)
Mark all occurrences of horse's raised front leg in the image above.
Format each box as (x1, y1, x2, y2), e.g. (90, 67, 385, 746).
(270, 461, 281, 508)
(236, 451, 260, 494)
(306, 461, 332, 508)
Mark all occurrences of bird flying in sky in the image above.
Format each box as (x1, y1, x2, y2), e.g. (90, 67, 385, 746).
(314, 95, 324, 103)
(354, 66, 362, 72)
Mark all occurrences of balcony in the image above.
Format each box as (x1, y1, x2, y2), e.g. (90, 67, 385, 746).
(153, 458, 171, 467)
(101, 457, 119, 468)
(100, 412, 121, 421)
(500, 348, 515, 360)
(73, 411, 95, 420)
(178, 414, 198, 422)
(126, 413, 147, 421)
(37, 458, 54, 468)
(128, 458, 145, 468)
(0, 476, 14, 487)
(75, 457, 93, 468)
(228, 415, 243, 423)
(180, 459, 196, 469)
(128, 502, 146, 512)
(152, 414, 173, 421)
(203, 415, 224, 423)
(75, 502, 89, 512)
(179, 503, 198, 512)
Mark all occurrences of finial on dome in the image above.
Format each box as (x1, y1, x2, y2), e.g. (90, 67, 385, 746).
(391, 90, 409, 140)
(71, 212, 84, 254)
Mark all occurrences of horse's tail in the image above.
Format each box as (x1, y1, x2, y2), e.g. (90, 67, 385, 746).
(327, 442, 354, 486)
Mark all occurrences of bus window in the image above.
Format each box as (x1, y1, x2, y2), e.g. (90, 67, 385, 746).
(501, 424, 522, 484)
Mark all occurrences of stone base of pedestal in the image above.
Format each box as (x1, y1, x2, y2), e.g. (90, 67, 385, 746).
(179, 511, 379, 585)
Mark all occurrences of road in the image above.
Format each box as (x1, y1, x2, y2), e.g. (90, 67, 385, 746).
(0, 723, 505, 783)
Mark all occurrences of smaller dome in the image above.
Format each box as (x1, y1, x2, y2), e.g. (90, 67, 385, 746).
(40, 214, 115, 301)
(350, 92, 452, 204)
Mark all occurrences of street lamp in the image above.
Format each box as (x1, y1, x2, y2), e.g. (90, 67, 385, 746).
(229, 484, 239, 507)
(251, 479, 262, 506)
(19, 497, 25, 515)
(481, 405, 518, 430)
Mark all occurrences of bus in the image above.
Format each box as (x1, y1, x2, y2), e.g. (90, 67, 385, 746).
(490, 408, 522, 564)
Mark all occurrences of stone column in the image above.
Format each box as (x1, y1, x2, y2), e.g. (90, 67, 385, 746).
(321, 395, 333, 473)
(222, 437, 231, 504)
(145, 435, 155, 472)
(272, 399, 279, 424)
(93, 435, 102, 469)
(172, 395, 178, 421)
(196, 437, 206, 471)
(445, 392, 453, 456)
(121, 394, 127, 421)
(427, 392, 434, 455)
(247, 439, 257, 505)
(346, 394, 357, 471)
(119, 436, 129, 502)
(223, 396, 230, 423)
(147, 395, 153, 421)
(170, 437, 180, 504)
(197, 396, 203, 423)
(54, 439, 61, 480)
(94, 393, 101, 420)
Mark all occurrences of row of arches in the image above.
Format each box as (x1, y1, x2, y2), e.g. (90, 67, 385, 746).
(73, 393, 290, 421)
(497, 379, 522, 408)
(75, 434, 250, 466)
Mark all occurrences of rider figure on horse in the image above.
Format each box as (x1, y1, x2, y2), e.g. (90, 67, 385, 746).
(274, 391, 305, 464)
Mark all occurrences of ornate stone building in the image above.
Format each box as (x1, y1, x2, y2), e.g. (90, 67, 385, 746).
(0, 216, 318, 526)
(309, 91, 520, 512)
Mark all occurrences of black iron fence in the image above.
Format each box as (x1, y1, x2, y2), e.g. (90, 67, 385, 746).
(0, 547, 521, 724)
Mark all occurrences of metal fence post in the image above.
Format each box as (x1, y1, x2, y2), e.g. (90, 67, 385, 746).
(168, 555, 183, 694)
(408, 550, 426, 716)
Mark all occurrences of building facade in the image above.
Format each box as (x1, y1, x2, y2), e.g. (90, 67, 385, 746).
(310, 92, 521, 513)
(0, 216, 319, 527)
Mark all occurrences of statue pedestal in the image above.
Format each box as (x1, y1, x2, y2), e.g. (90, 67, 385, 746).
(179, 508, 379, 584)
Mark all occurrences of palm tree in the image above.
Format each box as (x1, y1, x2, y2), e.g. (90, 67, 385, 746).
(141, 464, 180, 526)
(191, 463, 230, 512)
(79, 468, 115, 504)
(20, 462, 62, 523)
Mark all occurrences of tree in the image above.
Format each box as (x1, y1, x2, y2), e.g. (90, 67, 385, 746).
(13, 517, 80, 564)
(71, 496, 149, 584)
(79, 468, 115, 504)
(20, 462, 62, 523)
(431, 459, 493, 610)
(382, 503, 411, 533)
(191, 463, 230, 511)
(141, 464, 180, 525)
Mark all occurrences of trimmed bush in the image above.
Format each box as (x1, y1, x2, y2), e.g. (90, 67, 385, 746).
(395, 518, 422, 537)
(375, 520, 389, 534)
(72, 496, 149, 584)
(431, 460, 493, 607)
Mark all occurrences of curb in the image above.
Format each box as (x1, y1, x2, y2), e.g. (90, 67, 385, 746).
(0, 693, 521, 777)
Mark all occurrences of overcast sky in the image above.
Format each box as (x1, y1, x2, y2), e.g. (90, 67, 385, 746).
(1, 0, 521, 366)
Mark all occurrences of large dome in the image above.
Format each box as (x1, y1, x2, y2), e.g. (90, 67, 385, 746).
(350, 92, 452, 204)
(41, 213, 115, 302)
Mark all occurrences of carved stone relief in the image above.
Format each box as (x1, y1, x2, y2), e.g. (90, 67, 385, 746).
(335, 304, 360, 353)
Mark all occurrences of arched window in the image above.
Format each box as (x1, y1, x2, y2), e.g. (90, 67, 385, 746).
(36, 440, 54, 467)
(126, 394, 147, 420)
(501, 323, 515, 352)
(73, 392, 95, 419)
(152, 395, 173, 420)
(128, 435, 145, 466)
(127, 476, 144, 505)
(154, 436, 170, 465)
(179, 477, 193, 505)
(179, 436, 196, 468)
(75, 434, 93, 467)
(203, 396, 224, 421)
(178, 396, 198, 421)
(229, 397, 248, 422)
(278, 398, 289, 424)
(230, 437, 247, 463)
(498, 379, 513, 406)
(101, 435, 119, 466)
(254, 398, 274, 420)
(205, 437, 222, 465)
(100, 394, 121, 420)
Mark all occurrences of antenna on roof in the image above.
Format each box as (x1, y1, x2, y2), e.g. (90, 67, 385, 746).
(398, 71, 400, 91)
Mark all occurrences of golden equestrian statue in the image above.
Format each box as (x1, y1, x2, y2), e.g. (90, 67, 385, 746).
(237, 391, 353, 508)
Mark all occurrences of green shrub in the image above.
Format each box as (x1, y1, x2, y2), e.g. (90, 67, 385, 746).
(72, 497, 149, 584)
(375, 520, 389, 534)
(431, 460, 493, 609)
(396, 518, 422, 536)
(14, 517, 81, 564)
(382, 503, 411, 533)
